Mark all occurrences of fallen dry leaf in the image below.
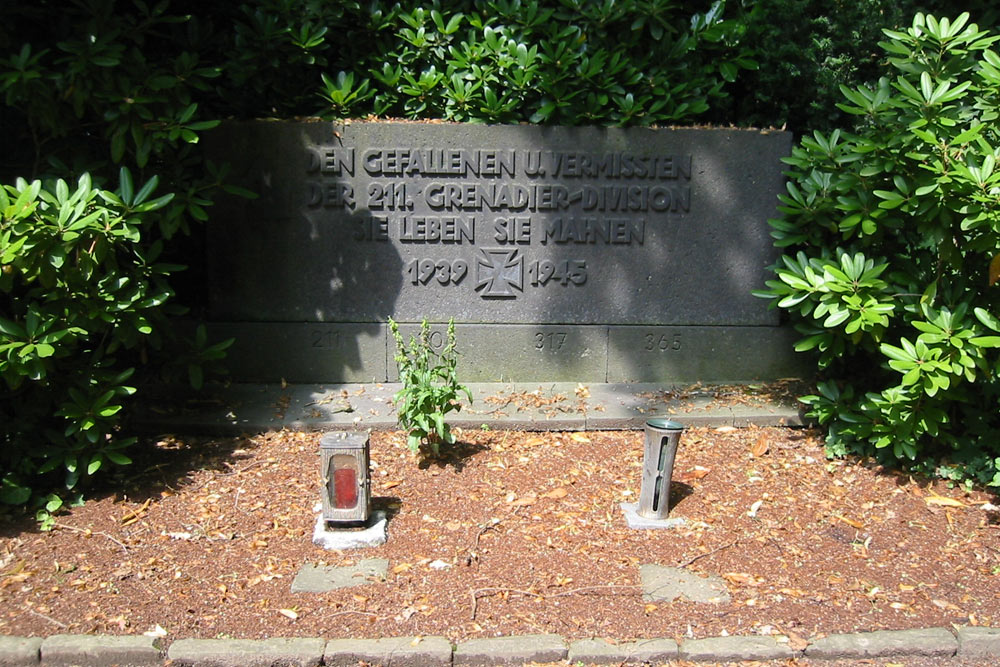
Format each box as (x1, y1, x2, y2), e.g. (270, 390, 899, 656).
(278, 608, 298, 620)
(143, 624, 168, 638)
(832, 514, 864, 529)
(510, 494, 537, 507)
(569, 433, 591, 443)
(382, 480, 402, 490)
(541, 487, 569, 499)
(924, 495, 966, 508)
(120, 498, 152, 526)
(778, 588, 807, 597)
(722, 572, 764, 587)
(750, 434, 769, 457)
(678, 466, 711, 482)
(786, 632, 809, 651)
(931, 599, 961, 611)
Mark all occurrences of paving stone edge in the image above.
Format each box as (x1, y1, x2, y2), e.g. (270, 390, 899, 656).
(1, 627, 995, 665)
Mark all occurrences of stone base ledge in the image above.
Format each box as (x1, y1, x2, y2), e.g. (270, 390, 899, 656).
(0, 627, 991, 665)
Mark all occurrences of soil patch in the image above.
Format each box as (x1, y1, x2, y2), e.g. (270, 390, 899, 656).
(1, 426, 998, 647)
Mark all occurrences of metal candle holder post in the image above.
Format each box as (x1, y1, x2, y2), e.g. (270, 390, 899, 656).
(637, 418, 685, 520)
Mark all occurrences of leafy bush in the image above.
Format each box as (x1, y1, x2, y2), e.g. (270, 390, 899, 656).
(712, 0, 998, 134)
(191, 0, 755, 126)
(0, 170, 180, 520)
(0, 2, 256, 515)
(390, 319, 472, 458)
(756, 13, 1000, 487)
(315, 0, 757, 125)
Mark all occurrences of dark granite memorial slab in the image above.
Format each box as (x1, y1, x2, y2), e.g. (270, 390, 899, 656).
(206, 122, 796, 383)
(393, 323, 608, 382)
(207, 322, 386, 383)
(606, 325, 804, 383)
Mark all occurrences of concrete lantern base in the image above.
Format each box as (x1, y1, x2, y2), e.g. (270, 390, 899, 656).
(620, 502, 687, 529)
(312, 508, 388, 549)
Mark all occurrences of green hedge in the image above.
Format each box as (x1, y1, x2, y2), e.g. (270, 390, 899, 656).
(709, 0, 998, 134)
(756, 12, 1000, 488)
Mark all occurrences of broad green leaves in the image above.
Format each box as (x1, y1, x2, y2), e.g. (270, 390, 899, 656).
(759, 12, 1000, 486)
(390, 319, 472, 460)
(0, 171, 175, 512)
(314, 1, 754, 126)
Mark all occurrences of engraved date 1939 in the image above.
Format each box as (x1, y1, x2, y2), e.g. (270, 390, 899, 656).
(405, 258, 469, 285)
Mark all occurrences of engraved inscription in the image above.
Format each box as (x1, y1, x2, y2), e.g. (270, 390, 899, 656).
(306, 182, 355, 209)
(303, 137, 698, 303)
(398, 216, 474, 243)
(475, 248, 524, 298)
(306, 147, 355, 176)
(494, 217, 532, 244)
(354, 215, 389, 241)
(534, 331, 568, 351)
(540, 217, 644, 244)
(425, 329, 446, 351)
(367, 181, 414, 210)
(405, 258, 469, 285)
(528, 259, 586, 286)
(311, 330, 342, 348)
(643, 333, 683, 351)
(363, 148, 516, 177)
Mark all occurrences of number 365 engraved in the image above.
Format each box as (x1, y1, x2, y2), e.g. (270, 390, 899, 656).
(644, 333, 682, 351)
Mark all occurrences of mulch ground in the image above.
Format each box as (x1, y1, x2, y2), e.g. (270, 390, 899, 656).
(1, 425, 999, 651)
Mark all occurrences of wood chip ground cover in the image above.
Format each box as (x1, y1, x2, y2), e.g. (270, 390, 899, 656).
(1, 426, 998, 647)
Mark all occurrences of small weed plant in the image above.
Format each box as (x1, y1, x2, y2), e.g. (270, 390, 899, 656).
(757, 12, 1000, 487)
(390, 318, 472, 458)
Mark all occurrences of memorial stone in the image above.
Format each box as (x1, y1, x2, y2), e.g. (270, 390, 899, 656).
(206, 122, 801, 383)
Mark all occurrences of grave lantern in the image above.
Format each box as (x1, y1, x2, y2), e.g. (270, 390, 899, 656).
(320, 432, 370, 524)
(637, 418, 685, 520)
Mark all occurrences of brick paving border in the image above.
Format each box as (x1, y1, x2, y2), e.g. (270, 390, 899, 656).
(0, 626, 995, 665)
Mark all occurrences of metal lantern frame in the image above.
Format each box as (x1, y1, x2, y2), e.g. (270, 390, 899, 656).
(320, 432, 371, 524)
(637, 418, 685, 520)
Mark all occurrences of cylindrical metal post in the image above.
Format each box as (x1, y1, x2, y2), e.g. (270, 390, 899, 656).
(637, 418, 685, 520)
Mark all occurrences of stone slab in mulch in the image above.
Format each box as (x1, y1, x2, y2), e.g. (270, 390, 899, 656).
(167, 637, 325, 667)
(453, 634, 567, 665)
(639, 564, 731, 603)
(805, 627, 958, 659)
(567, 637, 679, 664)
(957, 626, 1000, 658)
(41, 634, 162, 666)
(0, 636, 42, 665)
(678, 635, 798, 662)
(324, 636, 452, 666)
(290, 559, 389, 593)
